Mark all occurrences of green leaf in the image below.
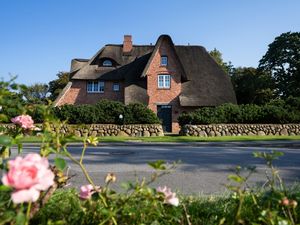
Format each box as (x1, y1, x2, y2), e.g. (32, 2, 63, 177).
(15, 211, 26, 225)
(54, 157, 67, 171)
(148, 160, 166, 170)
(228, 174, 245, 183)
(120, 182, 130, 190)
(0, 211, 16, 224)
(0, 135, 12, 146)
(0, 146, 11, 159)
(0, 185, 12, 192)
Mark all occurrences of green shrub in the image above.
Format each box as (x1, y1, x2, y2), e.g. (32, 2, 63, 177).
(124, 103, 160, 124)
(178, 102, 300, 125)
(53, 100, 160, 124)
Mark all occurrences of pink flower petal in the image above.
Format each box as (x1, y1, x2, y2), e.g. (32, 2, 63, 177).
(11, 188, 40, 204)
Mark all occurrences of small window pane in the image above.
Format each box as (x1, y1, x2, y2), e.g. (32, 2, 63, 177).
(103, 60, 112, 67)
(158, 76, 164, 88)
(93, 82, 99, 92)
(161, 56, 168, 66)
(99, 81, 104, 93)
(113, 83, 120, 91)
(87, 82, 93, 92)
(165, 75, 170, 88)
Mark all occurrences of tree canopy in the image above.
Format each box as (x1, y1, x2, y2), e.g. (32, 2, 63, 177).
(48, 72, 71, 101)
(231, 67, 275, 105)
(209, 48, 233, 75)
(21, 83, 49, 104)
(258, 32, 300, 98)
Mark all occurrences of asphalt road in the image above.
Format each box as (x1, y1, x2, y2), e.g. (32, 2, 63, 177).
(11, 141, 300, 194)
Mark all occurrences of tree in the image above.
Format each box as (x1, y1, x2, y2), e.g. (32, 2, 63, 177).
(231, 67, 275, 105)
(258, 32, 300, 98)
(209, 48, 234, 75)
(21, 83, 49, 104)
(48, 72, 71, 101)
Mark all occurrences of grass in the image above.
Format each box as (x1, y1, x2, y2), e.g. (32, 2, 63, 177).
(29, 187, 300, 225)
(20, 135, 300, 143)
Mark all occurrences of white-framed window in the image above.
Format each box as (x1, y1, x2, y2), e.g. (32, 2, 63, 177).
(103, 59, 112, 67)
(161, 56, 168, 66)
(87, 81, 104, 93)
(113, 83, 120, 91)
(157, 74, 171, 88)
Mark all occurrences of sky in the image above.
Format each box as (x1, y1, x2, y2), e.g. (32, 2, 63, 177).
(0, 0, 300, 85)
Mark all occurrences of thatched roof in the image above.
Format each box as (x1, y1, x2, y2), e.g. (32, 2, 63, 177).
(68, 35, 236, 106)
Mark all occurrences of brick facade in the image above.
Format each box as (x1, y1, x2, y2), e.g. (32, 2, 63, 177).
(145, 39, 184, 133)
(56, 80, 124, 106)
(55, 35, 237, 133)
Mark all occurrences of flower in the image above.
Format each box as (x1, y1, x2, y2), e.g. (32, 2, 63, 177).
(290, 200, 298, 208)
(79, 184, 95, 199)
(105, 173, 116, 184)
(156, 186, 179, 206)
(11, 115, 35, 130)
(281, 197, 290, 206)
(1, 153, 55, 204)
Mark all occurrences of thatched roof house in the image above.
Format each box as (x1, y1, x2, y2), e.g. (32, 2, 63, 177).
(55, 35, 236, 132)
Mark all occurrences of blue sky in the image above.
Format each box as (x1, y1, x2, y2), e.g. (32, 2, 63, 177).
(1, 0, 299, 85)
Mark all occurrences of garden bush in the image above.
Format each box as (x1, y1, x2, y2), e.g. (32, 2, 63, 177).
(53, 99, 160, 124)
(178, 102, 300, 126)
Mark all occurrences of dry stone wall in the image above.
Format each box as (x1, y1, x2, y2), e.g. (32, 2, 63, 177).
(180, 124, 300, 137)
(0, 124, 164, 137)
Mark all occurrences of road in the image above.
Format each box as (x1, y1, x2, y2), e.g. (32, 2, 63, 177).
(11, 141, 300, 194)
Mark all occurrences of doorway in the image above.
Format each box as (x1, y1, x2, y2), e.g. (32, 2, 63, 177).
(157, 105, 172, 132)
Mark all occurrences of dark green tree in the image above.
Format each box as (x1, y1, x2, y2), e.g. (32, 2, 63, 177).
(21, 83, 49, 104)
(48, 72, 71, 101)
(258, 32, 300, 98)
(231, 67, 275, 105)
(209, 48, 234, 75)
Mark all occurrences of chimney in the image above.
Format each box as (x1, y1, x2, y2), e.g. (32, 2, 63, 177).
(123, 35, 132, 53)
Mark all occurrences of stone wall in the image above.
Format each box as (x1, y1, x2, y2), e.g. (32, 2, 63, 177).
(0, 124, 164, 137)
(180, 124, 300, 137)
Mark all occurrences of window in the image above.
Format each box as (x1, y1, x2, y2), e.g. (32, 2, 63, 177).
(87, 81, 104, 93)
(113, 83, 120, 91)
(157, 75, 171, 88)
(161, 56, 168, 66)
(103, 60, 112, 67)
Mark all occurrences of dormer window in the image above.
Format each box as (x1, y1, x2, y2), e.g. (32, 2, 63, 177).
(161, 56, 168, 66)
(103, 59, 112, 67)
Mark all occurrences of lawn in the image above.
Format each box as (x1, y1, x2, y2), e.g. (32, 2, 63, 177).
(20, 135, 300, 143)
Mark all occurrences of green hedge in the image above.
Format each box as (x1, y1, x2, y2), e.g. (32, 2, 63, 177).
(53, 100, 160, 124)
(178, 98, 300, 126)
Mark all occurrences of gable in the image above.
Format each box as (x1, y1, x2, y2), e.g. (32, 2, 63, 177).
(141, 35, 187, 81)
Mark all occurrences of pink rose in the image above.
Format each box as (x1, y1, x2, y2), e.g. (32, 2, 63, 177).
(2, 153, 55, 204)
(156, 186, 179, 206)
(11, 115, 35, 130)
(79, 184, 95, 200)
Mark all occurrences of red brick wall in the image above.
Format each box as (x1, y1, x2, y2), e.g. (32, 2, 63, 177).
(57, 80, 124, 105)
(145, 39, 184, 133)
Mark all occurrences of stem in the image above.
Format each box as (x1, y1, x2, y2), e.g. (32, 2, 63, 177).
(64, 150, 96, 189)
(80, 140, 87, 164)
(287, 208, 295, 225)
(25, 201, 32, 225)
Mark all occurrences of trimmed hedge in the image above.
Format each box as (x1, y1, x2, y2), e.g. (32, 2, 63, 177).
(178, 99, 300, 126)
(53, 100, 160, 124)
